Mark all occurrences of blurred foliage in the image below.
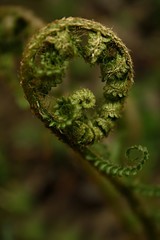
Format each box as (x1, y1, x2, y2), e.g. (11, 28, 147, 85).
(0, 0, 159, 239)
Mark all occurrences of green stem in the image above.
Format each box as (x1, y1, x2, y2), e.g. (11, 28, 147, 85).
(77, 152, 158, 239)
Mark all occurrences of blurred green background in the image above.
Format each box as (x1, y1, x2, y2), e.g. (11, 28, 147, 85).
(0, 0, 159, 239)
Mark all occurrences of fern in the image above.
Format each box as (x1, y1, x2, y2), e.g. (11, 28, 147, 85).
(129, 182, 160, 197)
(20, 17, 149, 176)
(20, 17, 159, 239)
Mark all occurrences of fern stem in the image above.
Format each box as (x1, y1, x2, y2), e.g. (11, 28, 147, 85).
(109, 177, 158, 239)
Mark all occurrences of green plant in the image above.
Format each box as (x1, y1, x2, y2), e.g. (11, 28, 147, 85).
(1, 8, 159, 238)
(20, 17, 147, 175)
(20, 17, 159, 239)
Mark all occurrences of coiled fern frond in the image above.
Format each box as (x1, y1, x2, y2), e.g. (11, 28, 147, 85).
(20, 17, 149, 176)
(85, 145, 149, 177)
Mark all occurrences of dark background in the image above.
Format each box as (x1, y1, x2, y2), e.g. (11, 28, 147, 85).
(0, 1, 159, 239)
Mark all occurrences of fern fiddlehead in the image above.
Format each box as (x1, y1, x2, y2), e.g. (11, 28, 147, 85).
(20, 16, 160, 239)
(20, 17, 148, 176)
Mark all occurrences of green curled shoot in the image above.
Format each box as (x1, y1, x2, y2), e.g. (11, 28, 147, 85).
(20, 17, 148, 177)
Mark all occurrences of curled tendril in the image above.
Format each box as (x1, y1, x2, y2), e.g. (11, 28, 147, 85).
(85, 145, 149, 177)
(20, 17, 148, 176)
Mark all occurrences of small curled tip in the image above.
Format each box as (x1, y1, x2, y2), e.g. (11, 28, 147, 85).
(85, 145, 149, 177)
